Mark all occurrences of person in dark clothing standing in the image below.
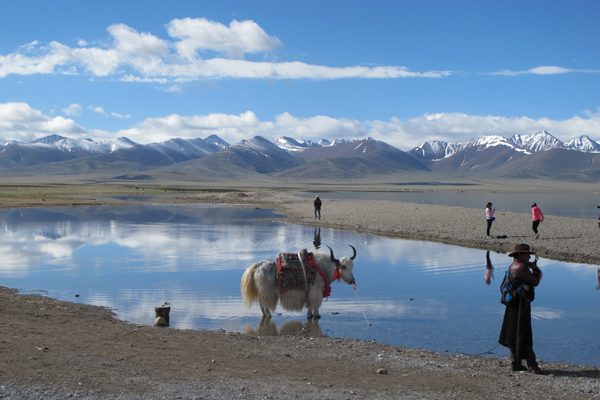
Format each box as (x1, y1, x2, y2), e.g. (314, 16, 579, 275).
(498, 244, 544, 374)
(314, 195, 322, 220)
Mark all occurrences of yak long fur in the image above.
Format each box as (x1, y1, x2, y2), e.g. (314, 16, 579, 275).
(241, 246, 356, 318)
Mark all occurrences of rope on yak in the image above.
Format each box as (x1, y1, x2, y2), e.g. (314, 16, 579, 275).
(353, 283, 372, 327)
(296, 252, 309, 292)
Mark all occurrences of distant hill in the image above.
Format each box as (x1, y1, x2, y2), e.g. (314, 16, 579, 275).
(125, 136, 305, 181)
(3, 137, 222, 176)
(2, 129, 600, 182)
(0, 135, 136, 169)
(275, 138, 428, 180)
(494, 148, 600, 182)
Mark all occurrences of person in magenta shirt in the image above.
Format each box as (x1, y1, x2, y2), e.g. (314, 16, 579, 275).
(531, 203, 544, 239)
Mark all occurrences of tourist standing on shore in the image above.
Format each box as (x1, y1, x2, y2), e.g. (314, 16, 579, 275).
(498, 244, 544, 374)
(485, 202, 495, 238)
(531, 203, 544, 239)
(314, 195, 322, 220)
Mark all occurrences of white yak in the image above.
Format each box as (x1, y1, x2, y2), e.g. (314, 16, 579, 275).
(241, 245, 356, 318)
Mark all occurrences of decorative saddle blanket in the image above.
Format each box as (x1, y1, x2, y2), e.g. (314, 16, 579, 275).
(277, 249, 317, 294)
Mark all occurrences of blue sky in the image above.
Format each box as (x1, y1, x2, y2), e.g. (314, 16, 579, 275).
(1, 0, 599, 150)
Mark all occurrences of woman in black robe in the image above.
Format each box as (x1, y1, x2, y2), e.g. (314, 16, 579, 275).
(498, 244, 544, 374)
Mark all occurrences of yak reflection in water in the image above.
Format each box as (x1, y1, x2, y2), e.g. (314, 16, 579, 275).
(244, 318, 323, 337)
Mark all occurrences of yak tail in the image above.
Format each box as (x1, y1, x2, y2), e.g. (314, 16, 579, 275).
(241, 262, 260, 307)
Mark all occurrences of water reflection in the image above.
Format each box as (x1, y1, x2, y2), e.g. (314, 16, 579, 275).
(313, 227, 321, 250)
(0, 205, 598, 367)
(244, 318, 323, 337)
(484, 251, 494, 285)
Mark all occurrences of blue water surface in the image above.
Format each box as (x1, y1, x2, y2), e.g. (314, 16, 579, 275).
(0, 205, 598, 367)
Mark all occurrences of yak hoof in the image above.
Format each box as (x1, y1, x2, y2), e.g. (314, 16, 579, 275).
(314, 315, 321, 319)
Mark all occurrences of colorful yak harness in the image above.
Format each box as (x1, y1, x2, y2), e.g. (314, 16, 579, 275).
(277, 249, 333, 298)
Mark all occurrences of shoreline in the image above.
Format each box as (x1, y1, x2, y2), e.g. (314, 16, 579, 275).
(172, 191, 600, 266)
(2, 190, 600, 399)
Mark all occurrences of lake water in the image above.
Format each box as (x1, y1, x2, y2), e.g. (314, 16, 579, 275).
(1, 205, 598, 367)
(294, 191, 600, 219)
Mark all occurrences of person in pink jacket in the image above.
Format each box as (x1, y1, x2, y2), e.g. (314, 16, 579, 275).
(531, 203, 544, 239)
(485, 202, 495, 238)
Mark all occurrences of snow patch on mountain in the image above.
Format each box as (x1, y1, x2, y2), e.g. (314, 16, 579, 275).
(272, 136, 320, 151)
(26, 135, 137, 154)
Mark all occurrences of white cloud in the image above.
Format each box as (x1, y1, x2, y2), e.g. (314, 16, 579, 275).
(488, 65, 599, 76)
(115, 110, 269, 144)
(108, 23, 170, 58)
(0, 19, 451, 82)
(528, 66, 573, 75)
(62, 103, 81, 116)
(0, 102, 86, 142)
(111, 112, 130, 118)
(166, 18, 283, 59)
(88, 105, 105, 114)
(274, 113, 367, 138)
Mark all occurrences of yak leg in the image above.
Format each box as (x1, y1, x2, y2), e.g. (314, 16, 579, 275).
(259, 303, 272, 318)
(307, 287, 324, 319)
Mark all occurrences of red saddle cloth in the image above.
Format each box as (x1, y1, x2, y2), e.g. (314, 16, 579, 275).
(277, 249, 317, 294)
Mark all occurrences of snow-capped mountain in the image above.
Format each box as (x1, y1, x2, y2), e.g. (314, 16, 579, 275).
(29, 134, 137, 154)
(190, 135, 304, 174)
(205, 134, 230, 150)
(410, 131, 600, 163)
(510, 131, 565, 152)
(410, 135, 518, 161)
(565, 135, 600, 152)
(145, 137, 219, 158)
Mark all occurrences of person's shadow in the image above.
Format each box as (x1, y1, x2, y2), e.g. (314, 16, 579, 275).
(484, 250, 494, 285)
(313, 227, 321, 250)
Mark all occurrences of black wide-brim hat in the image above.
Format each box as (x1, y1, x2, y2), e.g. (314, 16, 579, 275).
(508, 243, 535, 258)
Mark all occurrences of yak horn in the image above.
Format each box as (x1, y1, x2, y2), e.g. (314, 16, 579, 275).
(326, 245, 339, 265)
(349, 245, 356, 260)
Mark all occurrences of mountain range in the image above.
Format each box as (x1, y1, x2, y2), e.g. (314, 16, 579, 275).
(1, 130, 600, 182)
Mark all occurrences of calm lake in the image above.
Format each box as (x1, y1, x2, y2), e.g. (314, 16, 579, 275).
(1, 205, 598, 367)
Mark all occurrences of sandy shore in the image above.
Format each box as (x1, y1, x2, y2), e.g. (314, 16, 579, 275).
(2, 191, 600, 399)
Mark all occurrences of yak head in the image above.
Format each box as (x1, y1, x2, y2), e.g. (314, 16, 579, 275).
(326, 245, 356, 285)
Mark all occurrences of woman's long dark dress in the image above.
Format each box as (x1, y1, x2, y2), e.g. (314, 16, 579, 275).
(498, 261, 541, 366)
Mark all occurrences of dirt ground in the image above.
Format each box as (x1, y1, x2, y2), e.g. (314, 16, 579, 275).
(2, 286, 599, 400)
(1, 189, 600, 399)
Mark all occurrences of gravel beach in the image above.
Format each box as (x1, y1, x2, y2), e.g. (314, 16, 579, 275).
(2, 191, 600, 399)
